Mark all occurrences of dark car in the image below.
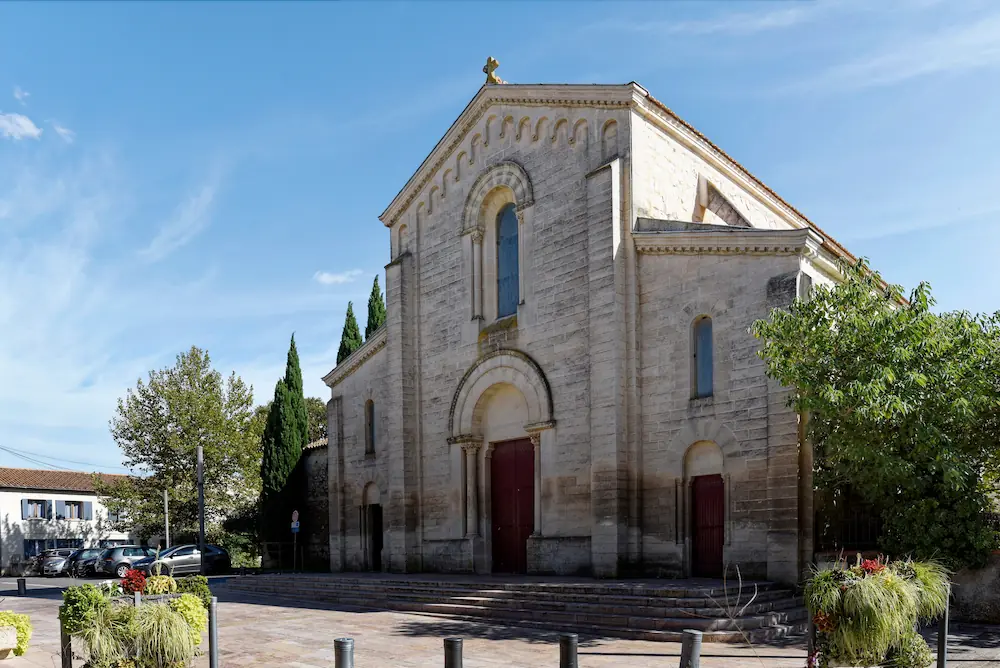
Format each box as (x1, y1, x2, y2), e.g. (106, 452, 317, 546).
(96, 545, 158, 578)
(133, 544, 231, 576)
(40, 548, 77, 577)
(67, 548, 105, 578)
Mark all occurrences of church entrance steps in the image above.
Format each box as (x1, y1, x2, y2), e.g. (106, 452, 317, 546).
(216, 574, 808, 643)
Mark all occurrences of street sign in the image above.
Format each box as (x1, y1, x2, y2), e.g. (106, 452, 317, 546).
(291, 521, 300, 533)
(291, 510, 299, 523)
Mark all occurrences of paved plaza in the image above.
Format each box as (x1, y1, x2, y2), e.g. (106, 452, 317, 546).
(1, 578, 997, 667)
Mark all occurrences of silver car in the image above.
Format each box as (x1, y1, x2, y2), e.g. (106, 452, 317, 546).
(40, 548, 76, 577)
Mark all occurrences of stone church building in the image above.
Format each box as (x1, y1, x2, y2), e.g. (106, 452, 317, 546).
(322, 61, 851, 584)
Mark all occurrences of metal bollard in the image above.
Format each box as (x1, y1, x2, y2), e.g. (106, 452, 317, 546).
(559, 633, 578, 668)
(335, 637, 355, 668)
(209, 596, 220, 668)
(679, 629, 703, 668)
(133, 590, 141, 607)
(937, 588, 950, 668)
(16, 578, 26, 596)
(444, 637, 463, 668)
(59, 607, 73, 668)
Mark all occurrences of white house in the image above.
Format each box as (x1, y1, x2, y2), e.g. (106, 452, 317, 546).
(0, 467, 135, 573)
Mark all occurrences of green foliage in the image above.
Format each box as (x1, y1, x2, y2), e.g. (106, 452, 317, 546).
(75, 603, 136, 667)
(169, 594, 208, 647)
(133, 603, 196, 667)
(336, 301, 363, 364)
(61, 584, 111, 634)
(365, 276, 386, 340)
(304, 396, 327, 442)
(886, 629, 934, 668)
(98, 346, 261, 542)
(145, 576, 178, 596)
(803, 569, 842, 618)
(0, 611, 32, 656)
(909, 561, 950, 621)
(175, 576, 212, 610)
(751, 259, 1000, 568)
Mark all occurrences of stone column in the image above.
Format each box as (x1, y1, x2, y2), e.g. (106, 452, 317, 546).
(463, 442, 480, 537)
(471, 230, 483, 320)
(530, 432, 542, 536)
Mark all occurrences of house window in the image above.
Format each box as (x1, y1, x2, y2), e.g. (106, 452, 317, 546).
(365, 400, 375, 454)
(22, 499, 48, 520)
(66, 501, 82, 520)
(693, 316, 714, 398)
(23, 539, 54, 557)
(56, 539, 84, 549)
(496, 203, 519, 319)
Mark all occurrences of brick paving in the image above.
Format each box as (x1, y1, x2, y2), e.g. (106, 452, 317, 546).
(2, 582, 997, 667)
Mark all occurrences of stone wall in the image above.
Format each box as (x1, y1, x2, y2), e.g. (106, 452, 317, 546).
(301, 443, 330, 570)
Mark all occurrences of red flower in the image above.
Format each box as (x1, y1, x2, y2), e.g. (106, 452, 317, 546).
(121, 568, 147, 594)
(813, 610, 837, 633)
(860, 559, 885, 574)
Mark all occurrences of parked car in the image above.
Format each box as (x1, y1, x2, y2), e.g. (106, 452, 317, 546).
(133, 544, 231, 576)
(40, 548, 77, 577)
(67, 548, 105, 577)
(96, 545, 158, 578)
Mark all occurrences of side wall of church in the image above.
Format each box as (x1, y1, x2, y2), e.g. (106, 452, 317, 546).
(392, 102, 633, 574)
(301, 444, 330, 570)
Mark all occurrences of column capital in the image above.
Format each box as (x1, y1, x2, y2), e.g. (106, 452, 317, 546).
(529, 433, 540, 448)
(448, 434, 483, 446)
(470, 229, 484, 244)
(461, 441, 482, 454)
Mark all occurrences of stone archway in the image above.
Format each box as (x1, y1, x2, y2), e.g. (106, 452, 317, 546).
(447, 350, 554, 573)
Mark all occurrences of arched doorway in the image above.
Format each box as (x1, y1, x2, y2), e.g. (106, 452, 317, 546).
(685, 441, 725, 578)
(362, 483, 383, 572)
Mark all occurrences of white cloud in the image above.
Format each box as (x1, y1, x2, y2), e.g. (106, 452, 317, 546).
(13, 86, 29, 106)
(595, 4, 819, 37)
(139, 179, 219, 262)
(52, 122, 75, 143)
(313, 269, 363, 285)
(0, 112, 42, 140)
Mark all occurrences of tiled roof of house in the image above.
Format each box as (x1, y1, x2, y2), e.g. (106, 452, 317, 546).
(0, 467, 128, 493)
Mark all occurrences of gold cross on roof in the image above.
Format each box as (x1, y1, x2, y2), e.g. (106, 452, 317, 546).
(483, 56, 506, 85)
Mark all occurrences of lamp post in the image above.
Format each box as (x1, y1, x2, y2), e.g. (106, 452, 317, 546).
(163, 488, 170, 549)
(197, 444, 206, 575)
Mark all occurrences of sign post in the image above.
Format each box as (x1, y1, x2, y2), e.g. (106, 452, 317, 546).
(291, 510, 300, 572)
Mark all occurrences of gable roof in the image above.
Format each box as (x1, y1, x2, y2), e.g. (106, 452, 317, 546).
(378, 80, 856, 266)
(0, 467, 128, 493)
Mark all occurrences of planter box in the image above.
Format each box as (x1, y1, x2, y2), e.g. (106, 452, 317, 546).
(0, 625, 17, 660)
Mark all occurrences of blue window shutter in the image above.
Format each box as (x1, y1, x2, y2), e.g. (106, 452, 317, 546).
(55, 500, 66, 520)
(496, 204, 519, 318)
(46, 500, 54, 520)
(21, 499, 29, 519)
(84, 502, 93, 520)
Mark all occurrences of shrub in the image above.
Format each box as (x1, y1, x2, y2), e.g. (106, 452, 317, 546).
(145, 576, 178, 596)
(61, 584, 110, 634)
(175, 575, 212, 610)
(886, 628, 935, 668)
(75, 602, 135, 667)
(134, 603, 195, 667)
(120, 569, 146, 595)
(0, 611, 32, 656)
(169, 594, 208, 646)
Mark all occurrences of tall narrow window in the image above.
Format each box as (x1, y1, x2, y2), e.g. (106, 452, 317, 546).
(496, 203, 519, 319)
(365, 400, 375, 454)
(693, 316, 713, 398)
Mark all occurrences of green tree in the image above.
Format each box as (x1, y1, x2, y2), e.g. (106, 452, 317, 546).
(259, 336, 309, 541)
(98, 347, 260, 542)
(365, 276, 387, 340)
(751, 259, 1000, 568)
(337, 301, 363, 364)
(305, 397, 328, 442)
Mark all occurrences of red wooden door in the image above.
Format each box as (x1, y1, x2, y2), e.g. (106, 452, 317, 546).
(692, 474, 725, 578)
(491, 438, 534, 574)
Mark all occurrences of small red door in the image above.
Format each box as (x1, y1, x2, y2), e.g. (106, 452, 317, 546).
(491, 438, 534, 574)
(692, 474, 725, 578)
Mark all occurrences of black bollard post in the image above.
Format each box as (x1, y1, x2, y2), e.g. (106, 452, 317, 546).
(209, 596, 220, 668)
(335, 637, 355, 668)
(808, 616, 816, 656)
(444, 637, 463, 668)
(59, 607, 73, 668)
(679, 629, 703, 668)
(937, 588, 950, 668)
(16, 578, 26, 596)
(559, 633, 578, 668)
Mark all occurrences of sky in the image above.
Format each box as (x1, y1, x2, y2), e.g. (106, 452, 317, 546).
(1, 0, 998, 473)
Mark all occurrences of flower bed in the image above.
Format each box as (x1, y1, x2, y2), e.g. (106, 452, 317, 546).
(805, 556, 949, 668)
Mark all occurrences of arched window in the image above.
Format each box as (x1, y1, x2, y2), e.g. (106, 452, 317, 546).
(693, 317, 713, 398)
(496, 203, 519, 319)
(365, 400, 375, 454)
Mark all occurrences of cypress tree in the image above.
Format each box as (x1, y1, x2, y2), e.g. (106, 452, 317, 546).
(337, 302, 363, 364)
(284, 334, 309, 454)
(365, 276, 386, 340)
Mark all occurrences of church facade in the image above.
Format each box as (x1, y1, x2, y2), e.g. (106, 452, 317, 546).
(322, 63, 850, 584)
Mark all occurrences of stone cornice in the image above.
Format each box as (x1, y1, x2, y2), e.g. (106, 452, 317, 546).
(322, 326, 387, 389)
(633, 227, 826, 257)
(379, 83, 635, 227)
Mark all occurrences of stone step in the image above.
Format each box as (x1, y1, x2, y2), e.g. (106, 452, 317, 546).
(216, 587, 808, 643)
(221, 580, 801, 618)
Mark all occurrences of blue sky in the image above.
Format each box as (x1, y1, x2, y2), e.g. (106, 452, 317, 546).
(2, 0, 998, 473)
